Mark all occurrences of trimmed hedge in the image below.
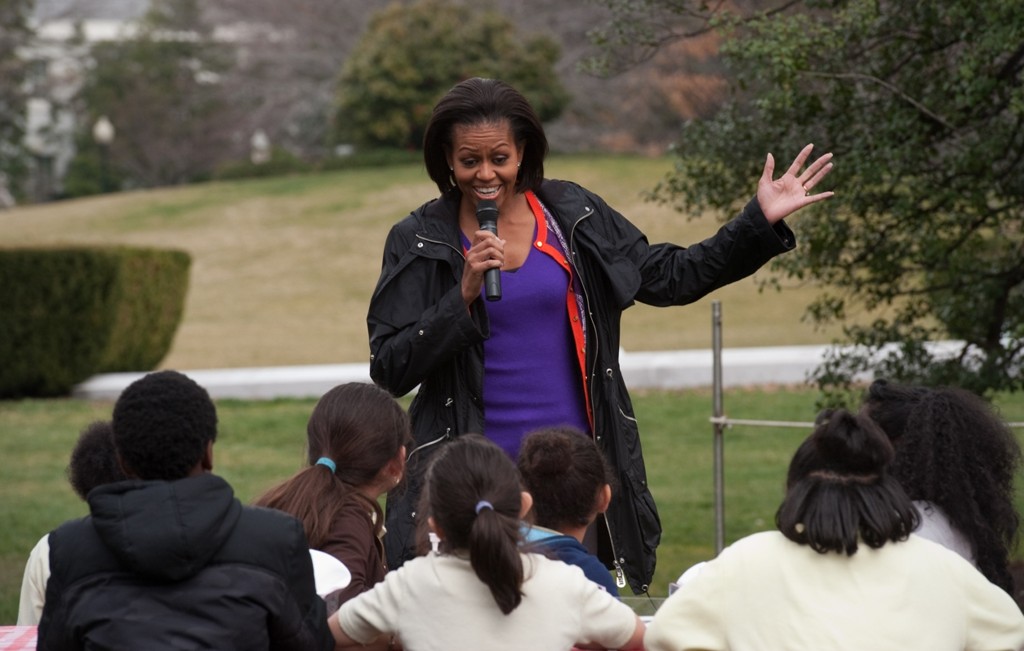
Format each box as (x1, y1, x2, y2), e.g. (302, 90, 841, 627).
(0, 246, 191, 398)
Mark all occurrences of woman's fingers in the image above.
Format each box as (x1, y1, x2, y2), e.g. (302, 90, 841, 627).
(800, 158, 834, 193)
(470, 231, 504, 273)
(798, 153, 834, 190)
(785, 143, 816, 177)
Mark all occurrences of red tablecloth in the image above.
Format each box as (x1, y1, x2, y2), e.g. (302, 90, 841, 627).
(0, 626, 37, 650)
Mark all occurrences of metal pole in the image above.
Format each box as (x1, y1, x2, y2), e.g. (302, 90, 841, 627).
(711, 301, 725, 555)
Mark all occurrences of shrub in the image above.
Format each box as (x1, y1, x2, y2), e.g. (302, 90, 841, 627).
(0, 246, 191, 398)
(213, 147, 312, 181)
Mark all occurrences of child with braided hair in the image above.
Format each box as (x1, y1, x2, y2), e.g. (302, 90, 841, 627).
(328, 434, 644, 650)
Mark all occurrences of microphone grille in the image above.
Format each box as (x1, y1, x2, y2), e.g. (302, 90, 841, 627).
(476, 199, 499, 224)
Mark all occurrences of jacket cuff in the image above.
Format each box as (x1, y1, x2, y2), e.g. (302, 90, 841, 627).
(744, 197, 796, 251)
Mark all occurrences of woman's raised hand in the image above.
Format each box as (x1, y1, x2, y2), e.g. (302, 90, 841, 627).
(757, 143, 834, 224)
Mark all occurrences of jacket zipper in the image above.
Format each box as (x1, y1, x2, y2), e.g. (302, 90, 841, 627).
(604, 515, 628, 589)
(567, 207, 598, 389)
(415, 233, 465, 259)
(568, 206, 628, 591)
(406, 427, 452, 464)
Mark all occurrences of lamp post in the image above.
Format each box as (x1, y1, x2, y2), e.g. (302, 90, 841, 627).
(250, 128, 270, 165)
(92, 115, 115, 192)
(26, 98, 56, 201)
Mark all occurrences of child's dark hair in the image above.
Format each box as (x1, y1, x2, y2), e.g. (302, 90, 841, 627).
(67, 420, 126, 499)
(776, 409, 919, 555)
(422, 434, 524, 614)
(861, 379, 1021, 593)
(112, 370, 218, 481)
(255, 382, 411, 548)
(517, 426, 612, 530)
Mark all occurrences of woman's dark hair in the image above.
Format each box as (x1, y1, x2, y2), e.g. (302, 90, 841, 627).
(421, 434, 525, 614)
(517, 426, 613, 530)
(255, 382, 411, 549)
(776, 409, 919, 556)
(67, 420, 126, 499)
(423, 77, 548, 195)
(112, 370, 218, 481)
(861, 379, 1021, 593)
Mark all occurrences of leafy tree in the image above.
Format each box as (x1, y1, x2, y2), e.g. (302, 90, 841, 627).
(0, 0, 33, 199)
(594, 0, 1024, 402)
(334, 0, 569, 149)
(68, 0, 241, 191)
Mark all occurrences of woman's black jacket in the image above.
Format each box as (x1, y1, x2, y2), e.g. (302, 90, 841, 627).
(367, 179, 795, 594)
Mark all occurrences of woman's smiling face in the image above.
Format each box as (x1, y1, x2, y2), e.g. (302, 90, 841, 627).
(448, 120, 524, 212)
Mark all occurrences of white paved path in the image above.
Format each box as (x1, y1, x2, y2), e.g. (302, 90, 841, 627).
(72, 345, 833, 401)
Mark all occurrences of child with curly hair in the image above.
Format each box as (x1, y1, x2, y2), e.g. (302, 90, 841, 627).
(861, 378, 1023, 595)
(517, 425, 619, 595)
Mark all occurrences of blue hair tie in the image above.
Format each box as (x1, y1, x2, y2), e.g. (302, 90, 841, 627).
(315, 457, 337, 474)
(475, 500, 493, 515)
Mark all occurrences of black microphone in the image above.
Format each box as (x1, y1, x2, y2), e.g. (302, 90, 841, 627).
(476, 199, 501, 301)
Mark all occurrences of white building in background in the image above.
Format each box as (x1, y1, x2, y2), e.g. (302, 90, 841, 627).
(16, 0, 287, 202)
(21, 30, 89, 200)
(19, 2, 143, 201)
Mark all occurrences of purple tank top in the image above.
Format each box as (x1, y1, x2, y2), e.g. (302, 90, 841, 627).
(478, 229, 590, 459)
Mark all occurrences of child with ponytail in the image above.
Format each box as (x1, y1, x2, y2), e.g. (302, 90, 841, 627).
(328, 434, 644, 650)
(255, 382, 410, 617)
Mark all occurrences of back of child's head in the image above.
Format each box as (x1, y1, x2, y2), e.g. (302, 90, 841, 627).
(256, 382, 411, 548)
(861, 378, 1022, 593)
(112, 370, 218, 481)
(860, 379, 931, 444)
(862, 379, 1021, 502)
(305, 382, 410, 486)
(517, 426, 612, 530)
(67, 420, 126, 499)
(776, 408, 918, 555)
(423, 434, 524, 614)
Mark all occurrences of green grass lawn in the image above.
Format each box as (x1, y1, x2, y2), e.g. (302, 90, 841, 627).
(3, 388, 1023, 623)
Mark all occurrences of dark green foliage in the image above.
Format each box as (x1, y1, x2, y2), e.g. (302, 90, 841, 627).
(212, 148, 313, 181)
(615, 0, 1024, 403)
(61, 132, 122, 198)
(334, 0, 570, 149)
(0, 0, 33, 196)
(212, 147, 422, 181)
(316, 148, 423, 171)
(96, 248, 191, 373)
(0, 247, 191, 398)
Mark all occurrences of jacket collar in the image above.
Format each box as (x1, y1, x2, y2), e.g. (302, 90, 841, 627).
(413, 191, 462, 244)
